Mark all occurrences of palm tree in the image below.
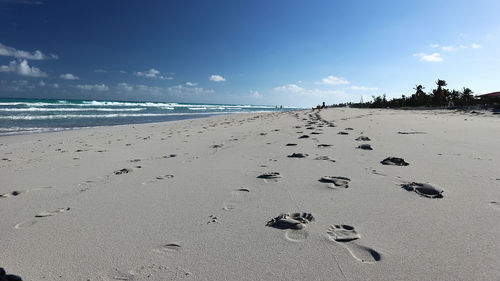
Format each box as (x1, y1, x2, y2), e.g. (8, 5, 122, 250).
(432, 79, 448, 106)
(413, 84, 427, 106)
(460, 87, 475, 105)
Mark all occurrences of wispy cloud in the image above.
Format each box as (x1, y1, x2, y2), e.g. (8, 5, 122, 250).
(350, 85, 378, 91)
(413, 52, 443, 62)
(209, 74, 225, 82)
(274, 84, 304, 92)
(0, 59, 47, 77)
(441, 46, 456, 52)
(114, 83, 213, 95)
(116, 82, 133, 92)
(274, 83, 348, 100)
(59, 73, 79, 80)
(185, 82, 197, 86)
(134, 68, 173, 80)
(76, 83, 109, 91)
(471, 43, 482, 49)
(315, 75, 349, 85)
(0, 42, 58, 60)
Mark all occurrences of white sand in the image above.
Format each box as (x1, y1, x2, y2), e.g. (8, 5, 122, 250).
(0, 108, 499, 280)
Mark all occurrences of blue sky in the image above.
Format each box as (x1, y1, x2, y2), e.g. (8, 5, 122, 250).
(0, 0, 499, 107)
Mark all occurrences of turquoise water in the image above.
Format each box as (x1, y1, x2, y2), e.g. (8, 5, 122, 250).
(0, 98, 300, 136)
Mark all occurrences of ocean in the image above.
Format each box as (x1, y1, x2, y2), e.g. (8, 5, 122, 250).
(0, 98, 300, 136)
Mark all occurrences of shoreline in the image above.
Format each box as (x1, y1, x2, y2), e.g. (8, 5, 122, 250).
(1, 107, 499, 280)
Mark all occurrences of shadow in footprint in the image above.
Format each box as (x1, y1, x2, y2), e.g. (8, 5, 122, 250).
(319, 176, 350, 188)
(266, 213, 314, 230)
(490, 201, 500, 209)
(381, 157, 409, 166)
(355, 136, 371, 141)
(257, 172, 281, 179)
(288, 153, 308, 158)
(357, 144, 373, 150)
(327, 225, 381, 263)
(401, 182, 443, 199)
(153, 243, 181, 254)
(314, 156, 336, 163)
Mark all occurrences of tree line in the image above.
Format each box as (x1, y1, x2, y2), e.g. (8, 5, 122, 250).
(336, 79, 478, 108)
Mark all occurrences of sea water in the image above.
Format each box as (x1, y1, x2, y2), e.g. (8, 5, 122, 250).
(0, 98, 299, 136)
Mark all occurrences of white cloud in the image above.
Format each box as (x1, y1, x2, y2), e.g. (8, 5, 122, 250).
(134, 68, 172, 79)
(413, 52, 443, 62)
(53, 83, 59, 88)
(250, 90, 262, 98)
(38, 80, 45, 86)
(135, 68, 159, 78)
(350, 85, 378, 91)
(471, 43, 482, 49)
(59, 73, 79, 80)
(185, 81, 197, 86)
(0, 59, 47, 77)
(114, 83, 213, 96)
(209, 74, 225, 82)
(94, 69, 107, 73)
(430, 44, 440, 48)
(441, 46, 456, 51)
(120, 70, 126, 74)
(0, 42, 58, 60)
(117, 82, 133, 92)
(274, 84, 304, 92)
(76, 83, 109, 91)
(315, 75, 349, 85)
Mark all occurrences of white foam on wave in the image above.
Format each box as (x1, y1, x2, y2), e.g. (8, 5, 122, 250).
(0, 111, 238, 120)
(0, 107, 144, 112)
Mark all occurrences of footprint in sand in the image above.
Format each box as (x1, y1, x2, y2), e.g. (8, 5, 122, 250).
(357, 144, 373, 150)
(319, 176, 350, 188)
(286, 143, 298, 146)
(223, 188, 250, 211)
(327, 224, 381, 263)
(114, 168, 132, 175)
(15, 207, 70, 229)
(381, 157, 409, 166)
(298, 135, 309, 139)
(287, 153, 308, 158)
(257, 172, 282, 180)
(489, 201, 500, 209)
(0, 186, 52, 198)
(153, 243, 182, 254)
(355, 136, 371, 141)
(317, 144, 332, 148)
(314, 156, 336, 163)
(267, 213, 314, 242)
(401, 182, 444, 199)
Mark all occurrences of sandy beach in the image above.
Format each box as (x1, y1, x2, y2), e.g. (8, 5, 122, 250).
(1, 108, 499, 281)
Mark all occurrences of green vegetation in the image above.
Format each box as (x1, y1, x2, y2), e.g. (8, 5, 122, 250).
(338, 79, 478, 108)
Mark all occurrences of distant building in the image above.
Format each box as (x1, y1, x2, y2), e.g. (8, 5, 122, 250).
(478, 91, 500, 104)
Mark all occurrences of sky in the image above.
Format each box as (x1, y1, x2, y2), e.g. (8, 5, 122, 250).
(0, 0, 499, 107)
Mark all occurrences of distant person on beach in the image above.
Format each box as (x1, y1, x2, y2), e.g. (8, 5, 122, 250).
(321, 102, 326, 109)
